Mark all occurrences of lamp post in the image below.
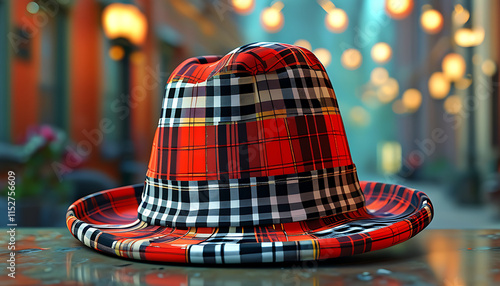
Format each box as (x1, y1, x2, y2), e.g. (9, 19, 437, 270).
(102, 3, 147, 185)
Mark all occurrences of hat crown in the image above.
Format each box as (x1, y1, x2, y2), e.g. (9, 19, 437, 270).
(138, 42, 364, 227)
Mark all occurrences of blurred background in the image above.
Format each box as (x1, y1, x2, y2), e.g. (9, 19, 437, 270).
(0, 0, 498, 228)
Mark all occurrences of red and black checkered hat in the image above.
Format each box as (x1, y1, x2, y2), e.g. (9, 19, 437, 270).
(67, 42, 433, 264)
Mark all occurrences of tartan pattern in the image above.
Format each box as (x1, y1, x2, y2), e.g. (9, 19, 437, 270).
(138, 165, 364, 227)
(160, 67, 339, 126)
(66, 181, 434, 264)
(147, 114, 352, 181)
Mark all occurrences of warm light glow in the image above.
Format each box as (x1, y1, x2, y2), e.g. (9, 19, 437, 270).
(260, 2, 284, 33)
(481, 59, 497, 76)
(231, 0, 255, 15)
(325, 8, 348, 33)
(349, 106, 370, 126)
(109, 45, 125, 61)
(102, 3, 148, 45)
(385, 0, 413, 20)
(455, 27, 485, 47)
(392, 99, 407, 114)
(442, 53, 466, 81)
(294, 39, 312, 51)
(341, 48, 362, 70)
(361, 90, 379, 107)
(455, 77, 472, 90)
(452, 4, 469, 26)
(371, 42, 392, 64)
(313, 48, 332, 68)
(444, 95, 463, 114)
(402, 88, 422, 111)
(378, 141, 402, 174)
(420, 9, 443, 34)
(378, 78, 399, 103)
(428, 72, 450, 99)
(370, 67, 389, 86)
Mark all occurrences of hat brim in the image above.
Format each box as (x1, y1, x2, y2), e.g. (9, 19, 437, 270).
(66, 181, 433, 264)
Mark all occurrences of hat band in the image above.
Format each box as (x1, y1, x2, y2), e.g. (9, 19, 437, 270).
(137, 164, 364, 228)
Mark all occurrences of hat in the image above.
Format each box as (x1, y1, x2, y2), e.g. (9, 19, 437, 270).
(66, 42, 433, 264)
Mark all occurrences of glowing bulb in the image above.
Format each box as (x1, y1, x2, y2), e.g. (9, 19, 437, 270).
(442, 53, 466, 81)
(402, 88, 422, 111)
(325, 8, 348, 33)
(385, 0, 414, 20)
(341, 48, 362, 70)
(444, 95, 463, 114)
(313, 48, 332, 68)
(421, 9, 443, 34)
(260, 2, 284, 33)
(231, 0, 255, 15)
(455, 27, 485, 47)
(428, 72, 450, 99)
(370, 67, 389, 86)
(294, 39, 312, 51)
(371, 42, 392, 64)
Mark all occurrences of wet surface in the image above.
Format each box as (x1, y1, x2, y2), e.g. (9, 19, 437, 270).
(1, 228, 500, 285)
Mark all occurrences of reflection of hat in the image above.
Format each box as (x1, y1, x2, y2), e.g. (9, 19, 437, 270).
(67, 42, 433, 264)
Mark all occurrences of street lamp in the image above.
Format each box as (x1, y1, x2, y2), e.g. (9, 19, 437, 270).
(102, 3, 147, 185)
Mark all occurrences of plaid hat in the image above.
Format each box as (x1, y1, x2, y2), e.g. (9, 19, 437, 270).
(67, 42, 433, 264)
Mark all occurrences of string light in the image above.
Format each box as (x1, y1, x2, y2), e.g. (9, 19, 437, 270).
(402, 88, 422, 112)
(481, 59, 497, 76)
(421, 9, 443, 34)
(442, 53, 466, 81)
(444, 95, 463, 114)
(341, 48, 362, 70)
(231, 0, 255, 15)
(370, 67, 389, 86)
(313, 48, 332, 67)
(452, 4, 469, 26)
(385, 0, 414, 20)
(294, 39, 312, 51)
(371, 42, 392, 64)
(455, 27, 485, 47)
(378, 78, 399, 103)
(428, 72, 450, 99)
(261, 2, 285, 33)
(325, 8, 348, 33)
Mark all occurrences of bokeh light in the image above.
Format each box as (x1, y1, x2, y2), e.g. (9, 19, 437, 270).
(481, 59, 497, 76)
(402, 88, 422, 112)
(313, 48, 332, 67)
(109, 45, 125, 61)
(231, 0, 255, 15)
(452, 4, 470, 26)
(421, 9, 443, 34)
(442, 53, 466, 81)
(341, 48, 362, 70)
(371, 42, 392, 64)
(102, 3, 148, 45)
(428, 72, 450, 99)
(325, 8, 349, 33)
(385, 0, 414, 20)
(455, 27, 485, 47)
(444, 95, 463, 114)
(455, 77, 472, 90)
(378, 78, 399, 103)
(371, 67, 389, 86)
(26, 1, 40, 14)
(293, 39, 312, 51)
(260, 2, 285, 33)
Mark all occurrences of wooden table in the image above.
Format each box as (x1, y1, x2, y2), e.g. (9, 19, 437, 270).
(1, 228, 499, 285)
